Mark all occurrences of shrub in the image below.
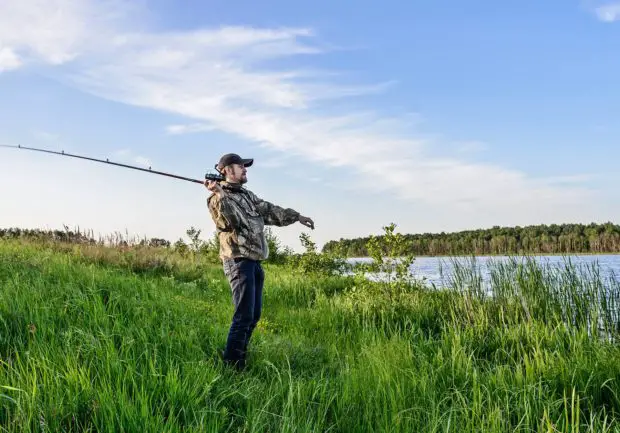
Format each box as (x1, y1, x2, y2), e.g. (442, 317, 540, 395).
(264, 227, 293, 265)
(287, 232, 351, 275)
(352, 223, 418, 299)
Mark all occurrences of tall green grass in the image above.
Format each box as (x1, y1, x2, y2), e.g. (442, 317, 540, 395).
(444, 256, 620, 341)
(1, 239, 619, 432)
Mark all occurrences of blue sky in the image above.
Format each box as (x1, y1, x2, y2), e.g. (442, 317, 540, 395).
(1, 0, 619, 251)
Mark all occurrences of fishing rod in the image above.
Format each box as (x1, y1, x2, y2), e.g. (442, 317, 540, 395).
(0, 144, 225, 184)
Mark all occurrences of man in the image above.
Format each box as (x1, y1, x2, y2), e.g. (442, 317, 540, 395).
(205, 153, 314, 371)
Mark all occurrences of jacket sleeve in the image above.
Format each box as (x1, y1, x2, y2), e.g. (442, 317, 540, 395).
(251, 192, 300, 227)
(208, 193, 244, 231)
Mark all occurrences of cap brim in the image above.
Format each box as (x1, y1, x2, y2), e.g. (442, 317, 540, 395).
(242, 158, 253, 167)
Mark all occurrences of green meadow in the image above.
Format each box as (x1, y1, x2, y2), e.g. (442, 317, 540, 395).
(1, 226, 619, 432)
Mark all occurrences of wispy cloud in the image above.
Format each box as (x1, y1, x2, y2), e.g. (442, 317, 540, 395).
(593, 2, 620, 21)
(256, 155, 293, 169)
(0, 0, 595, 222)
(0, 0, 137, 71)
(0, 47, 21, 71)
(133, 156, 152, 167)
(113, 148, 152, 167)
(165, 123, 216, 135)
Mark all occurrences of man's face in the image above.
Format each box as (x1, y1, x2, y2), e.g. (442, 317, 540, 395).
(225, 163, 248, 184)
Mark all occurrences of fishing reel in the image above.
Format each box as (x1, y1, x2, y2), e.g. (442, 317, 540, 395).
(205, 170, 225, 182)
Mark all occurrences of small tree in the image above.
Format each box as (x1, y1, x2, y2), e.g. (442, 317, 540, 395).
(186, 226, 204, 252)
(264, 227, 293, 264)
(148, 238, 170, 248)
(173, 238, 189, 256)
(355, 223, 417, 298)
(200, 231, 221, 263)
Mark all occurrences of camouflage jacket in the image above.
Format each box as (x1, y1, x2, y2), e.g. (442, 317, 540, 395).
(207, 182, 300, 261)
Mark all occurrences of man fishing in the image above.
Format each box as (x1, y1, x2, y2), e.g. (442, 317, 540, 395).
(205, 153, 314, 371)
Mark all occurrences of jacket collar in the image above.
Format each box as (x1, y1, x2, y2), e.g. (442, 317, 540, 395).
(222, 181, 244, 192)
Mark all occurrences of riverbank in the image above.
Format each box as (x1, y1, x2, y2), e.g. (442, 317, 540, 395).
(346, 251, 620, 259)
(1, 238, 619, 432)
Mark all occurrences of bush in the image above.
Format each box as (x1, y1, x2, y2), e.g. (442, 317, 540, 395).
(287, 232, 350, 275)
(184, 226, 220, 264)
(264, 227, 293, 265)
(352, 223, 418, 299)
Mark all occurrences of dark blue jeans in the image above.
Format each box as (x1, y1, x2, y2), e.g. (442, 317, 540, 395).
(222, 258, 264, 363)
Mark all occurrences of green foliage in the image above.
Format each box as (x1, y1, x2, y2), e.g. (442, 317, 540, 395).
(183, 226, 220, 264)
(141, 237, 171, 248)
(263, 227, 293, 264)
(286, 232, 351, 275)
(323, 221, 620, 257)
(173, 238, 189, 255)
(300, 231, 317, 253)
(0, 226, 97, 244)
(353, 223, 418, 298)
(185, 226, 204, 252)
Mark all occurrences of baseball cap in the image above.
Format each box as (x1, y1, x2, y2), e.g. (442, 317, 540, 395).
(216, 153, 254, 171)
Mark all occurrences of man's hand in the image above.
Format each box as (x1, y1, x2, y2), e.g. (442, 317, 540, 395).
(204, 179, 224, 196)
(298, 215, 315, 230)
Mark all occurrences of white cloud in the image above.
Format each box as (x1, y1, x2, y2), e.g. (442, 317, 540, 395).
(257, 154, 294, 169)
(165, 123, 216, 135)
(112, 148, 152, 167)
(594, 2, 620, 21)
(113, 149, 131, 157)
(0, 0, 138, 71)
(0, 0, 598, 234)
(0, 47, 21, 71)
(134, 156, 152, 167)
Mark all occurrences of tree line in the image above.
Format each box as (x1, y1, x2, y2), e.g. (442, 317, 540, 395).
(0, 226, 290, 263)
(4, 221, 620, 258)
(322, 222, 620, 257)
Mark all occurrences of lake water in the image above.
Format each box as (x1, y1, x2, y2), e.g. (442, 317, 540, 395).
(348, 254, 620, 290)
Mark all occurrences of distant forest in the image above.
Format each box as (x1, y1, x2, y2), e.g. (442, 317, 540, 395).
(321, 222, 620, 257)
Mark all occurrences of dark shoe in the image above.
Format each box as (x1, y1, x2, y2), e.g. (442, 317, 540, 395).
(220, 350, 246, 372)
(224, 357, 246, 371)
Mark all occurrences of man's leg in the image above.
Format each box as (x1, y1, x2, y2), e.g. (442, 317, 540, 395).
(222, 258, 255, 369)
(243, 261, 264, 356)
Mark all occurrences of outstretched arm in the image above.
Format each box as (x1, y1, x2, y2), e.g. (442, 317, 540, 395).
(253, 194, 314, 229)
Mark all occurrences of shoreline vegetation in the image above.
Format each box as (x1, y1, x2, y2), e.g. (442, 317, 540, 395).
(324, 221, 620, 257)
(1, 223, 620, 431)
(3, 221, 620, 259)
